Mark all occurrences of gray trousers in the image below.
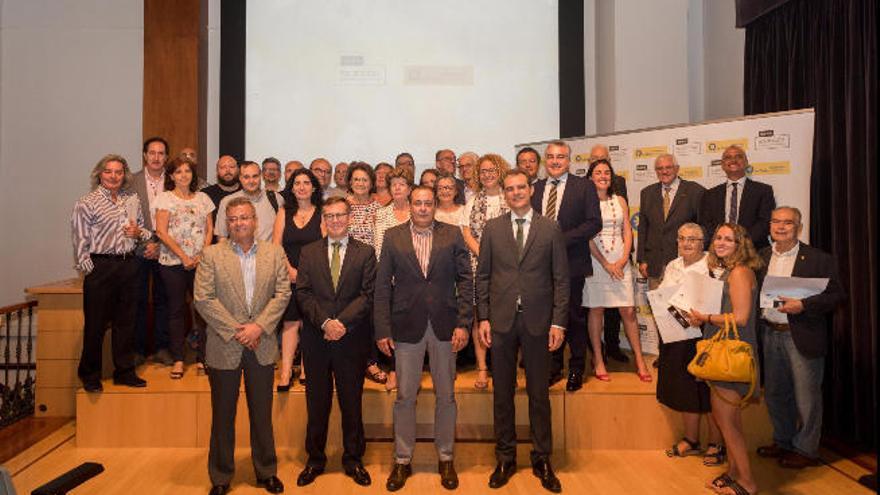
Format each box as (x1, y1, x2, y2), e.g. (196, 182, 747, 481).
(393, 323, 457, 463)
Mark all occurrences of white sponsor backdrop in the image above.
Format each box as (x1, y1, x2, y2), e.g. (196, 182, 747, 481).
(516, 109, 816, 354)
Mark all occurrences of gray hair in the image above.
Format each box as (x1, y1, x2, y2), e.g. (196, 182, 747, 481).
(225, 196, 257, 215)
(90, 154, 134, 190)
(678, 222, 704, 239)
(773, 206, 802, 225)
(654, 153, 679, 167)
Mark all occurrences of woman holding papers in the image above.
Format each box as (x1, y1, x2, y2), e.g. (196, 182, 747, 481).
(582, 159, 651, 382)
(656, 223, 724, 465)
(686, 223, 763, 495)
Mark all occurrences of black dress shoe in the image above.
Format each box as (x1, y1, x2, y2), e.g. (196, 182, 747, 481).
(488, 461, 516, 489)
(565, 371, 584, 392)
(606, 346, 629, 363)
(256, 475, 284, 493)
(344, 463, 371, 486)
(386, 462, 412, 491)
(276, 382, 291, 393)
(113, 374, 147, 388)
(208, 484, 229, 495)
(532, 459, 562, 493)
(83, 380, 103, 393)
(548, 372, 564, 387)
(296, 466, 324, 486)
(439, 460, 458, 489)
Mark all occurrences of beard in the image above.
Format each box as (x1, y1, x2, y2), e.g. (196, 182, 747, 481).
(217, 175, 239, 187)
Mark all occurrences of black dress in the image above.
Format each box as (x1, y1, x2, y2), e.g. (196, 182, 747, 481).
(281, 208, 323, 321)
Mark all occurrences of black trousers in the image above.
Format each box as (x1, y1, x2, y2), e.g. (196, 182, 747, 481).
(158, 264, 201, 362)
(78, 255, 139, 383)
(135, 257, 169, 355)
(491, 312, 552, 465)
(207, 349, 277, 485)
(302, 324, 369, 469)
(551, 276, 587, 375)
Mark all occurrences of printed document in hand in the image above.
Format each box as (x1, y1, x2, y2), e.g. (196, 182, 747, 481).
(647, 284, 703, 343)
(760, 276, 829, 308)
(668, 271, 724, 314)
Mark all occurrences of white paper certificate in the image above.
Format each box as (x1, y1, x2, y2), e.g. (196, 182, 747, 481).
(760, 276, 829, 308)
(668, 271, 724, 314)
(647, 284, 704, 344)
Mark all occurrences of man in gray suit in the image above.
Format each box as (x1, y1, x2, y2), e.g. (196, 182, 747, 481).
(477, 170, 568, 493)
(194, 197, 290, 495)
(374, 186, 473, 491)
(637, 153, 706, 288)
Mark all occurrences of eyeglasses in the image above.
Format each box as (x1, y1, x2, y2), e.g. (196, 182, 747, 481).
(227, 215, 255, 223)
(437, 185, 456, 191)
(322, 213, 349, 221)
(677, 236, 703, 243)
(479, 169, 498, 176)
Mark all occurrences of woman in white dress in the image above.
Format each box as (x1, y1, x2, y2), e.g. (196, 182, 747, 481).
(582, 159, 651, 382)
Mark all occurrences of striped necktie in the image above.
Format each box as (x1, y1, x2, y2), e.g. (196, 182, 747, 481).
(546, 179, 560, 221)
(728, 182, 739, 223)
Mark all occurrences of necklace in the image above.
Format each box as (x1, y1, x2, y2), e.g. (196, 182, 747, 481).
(597, 196, 617, 255)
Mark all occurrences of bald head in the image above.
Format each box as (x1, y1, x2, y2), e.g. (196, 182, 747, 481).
(310, 158, 332, 188)
(589, 144, 610, 163)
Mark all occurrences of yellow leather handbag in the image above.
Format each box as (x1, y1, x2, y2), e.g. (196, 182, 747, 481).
(688, 313, 756, 406)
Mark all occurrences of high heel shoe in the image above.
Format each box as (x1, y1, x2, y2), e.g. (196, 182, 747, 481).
(276, 381, 291, 392)
(637, 371, 653, 382)
(593, 369, 611, 382)
(474, 368, 490, 390)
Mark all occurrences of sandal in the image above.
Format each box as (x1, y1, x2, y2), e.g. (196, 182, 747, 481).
(716, 478, 757, 495)
(170, 369, 184, 380)
(707, 473, 734, 490)
(704, 443, 727, 466)
(196, 362, 206, 376)
(474, 368, 490, 390)
(366, 363, 388, 384)
(665, 437, 701, 457)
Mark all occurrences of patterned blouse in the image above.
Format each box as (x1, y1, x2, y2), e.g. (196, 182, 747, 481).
(373, 204, 410, 260)
(154, 191, 215, 266)
(348, 199, 382, 245)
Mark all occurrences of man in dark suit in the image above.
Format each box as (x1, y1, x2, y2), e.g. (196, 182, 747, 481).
(478, 170, 568, 493)
(588, 144, 630, 365)
(755, 207, 845, 469)
(531, 140, 602, 391)
(637, 153, 706, 287)
(194, 197, 290, 495)
(700, 144, 775, 249)
(293, 196, 376, 487)
(374, 186, 473, 491)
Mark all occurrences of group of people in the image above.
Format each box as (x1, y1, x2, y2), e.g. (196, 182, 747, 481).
(70, 138, 844, 495)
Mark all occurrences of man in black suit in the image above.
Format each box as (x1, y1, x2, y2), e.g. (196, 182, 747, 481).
(531, 141, 602, 391)
(588, 144, 630, 365)
(294, 196, 376, 487)
(374, 186, 473, 491)
(700, 144, 775, 249)
(756, 206, 845, 469)
(478, 170, 569, 493)
(637, 153, 706, 288)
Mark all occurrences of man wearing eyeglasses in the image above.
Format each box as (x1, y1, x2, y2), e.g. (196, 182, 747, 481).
(294, 196, 377, 487)
(214, 162, 285, 242)
(700, 144, 776, 249)
(195, 197, 291, 495)
(309, 158, 334, 199)
(637, 153, 706, 289)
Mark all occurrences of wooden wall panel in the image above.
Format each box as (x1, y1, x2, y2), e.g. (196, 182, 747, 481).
(143, 0, 201, 173)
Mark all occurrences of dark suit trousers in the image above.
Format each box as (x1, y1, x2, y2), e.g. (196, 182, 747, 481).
(491, 312, 553, 464)
(551, 276, 587, 375)
(208, 349, 277, 485)
(136, 257, 169, 354)
(302, 326, 368, 469)
(78, 256, 139, 383)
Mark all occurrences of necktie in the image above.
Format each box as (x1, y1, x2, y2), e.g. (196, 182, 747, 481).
(728, 182, 739, 224)
(515, 218, 526, 253)
(662, 185, 671, 220)
(330, 241, 341, 290)
(546, 179, 560, 221)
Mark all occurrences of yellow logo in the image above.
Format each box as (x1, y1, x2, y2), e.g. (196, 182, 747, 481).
(574, 153, 590, 162)
(750, 161, 791, 175)
(705, 139, 748, 153)
(679, 166, 703, 179)
(632, 146, 668, 159)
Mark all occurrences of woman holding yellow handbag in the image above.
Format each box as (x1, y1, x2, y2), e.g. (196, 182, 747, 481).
(687, 223, 763, 495)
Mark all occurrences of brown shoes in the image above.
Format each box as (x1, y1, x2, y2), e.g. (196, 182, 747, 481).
(778, 451, 820, 469)
(756, 443, 788, 458)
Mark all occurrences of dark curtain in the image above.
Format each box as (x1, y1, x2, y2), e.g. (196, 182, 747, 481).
(743, 0, 877, 450)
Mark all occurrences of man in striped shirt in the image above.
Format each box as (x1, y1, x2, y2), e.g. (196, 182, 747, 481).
(71, 154, 153, 392)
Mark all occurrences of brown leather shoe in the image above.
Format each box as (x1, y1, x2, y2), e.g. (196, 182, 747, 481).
(778, 451, 820, 469)
(756, 443, 788, 458)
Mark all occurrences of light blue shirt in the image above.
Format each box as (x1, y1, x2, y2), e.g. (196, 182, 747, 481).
(232, 240, 258, 309)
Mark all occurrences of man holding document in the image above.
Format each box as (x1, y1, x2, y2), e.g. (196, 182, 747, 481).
(755, 207, 845, 469)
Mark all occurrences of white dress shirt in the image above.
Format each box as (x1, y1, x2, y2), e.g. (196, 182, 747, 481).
(326, 234, 350, 272)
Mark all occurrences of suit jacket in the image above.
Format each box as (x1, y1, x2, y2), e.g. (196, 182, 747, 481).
(131, 170, 157, 232)
(295, 236, 376, 341)
(701, 178, 775, 249)
(194, 239, 291, 369)
(637, 179, 706, 278)
(758, 242, 846, 358)
(530, 174, 602, 277)
(476, 212, 569, 336)
(374, 221, 473, 343)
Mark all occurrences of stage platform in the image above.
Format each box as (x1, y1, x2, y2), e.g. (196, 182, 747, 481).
(75, 358, 773, 453)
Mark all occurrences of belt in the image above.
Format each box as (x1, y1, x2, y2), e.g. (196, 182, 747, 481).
(765, 321, 791, 332)
(91, 251, 136, 260)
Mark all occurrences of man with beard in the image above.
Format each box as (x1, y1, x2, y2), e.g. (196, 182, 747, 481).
(202, 155, 241, 210)
(215, 162, 284, 242)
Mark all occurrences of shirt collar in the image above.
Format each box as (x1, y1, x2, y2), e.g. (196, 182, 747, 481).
(231, 239, 258, 256)
(727, 176, 747, 187)
(512, 208, 534, 223)
(548, 172, 568, 184)
(662, 177, 681, 190)
(771, 241, 800, 258)
(409, 220, 436, 236)
(328, 234, 350, 247)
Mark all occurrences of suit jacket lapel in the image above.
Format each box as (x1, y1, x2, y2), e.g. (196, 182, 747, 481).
(220, 241, 248, 314)
(532, 179, 546, 214)
(425, 223, 442, 279)
(791, 242, 809, 277)
(251, 241, 271, 313)
(336, 239, 357, 293)
(316, 237, 335, 294)
(519, 213, 538, 263)
(399, 225, 424, 279)
(666, 181, 686, 220)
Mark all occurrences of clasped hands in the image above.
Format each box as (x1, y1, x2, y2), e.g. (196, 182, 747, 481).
(234, 322, 264, 350)
(323, 319, 347, 341)
(602, 259, 627, 280)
